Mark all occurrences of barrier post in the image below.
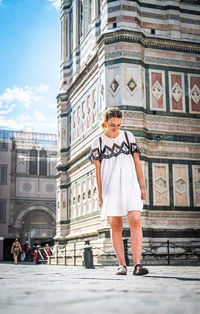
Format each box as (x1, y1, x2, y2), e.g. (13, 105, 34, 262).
(167, 240, 170, 265)
(56, 246, 58, 265)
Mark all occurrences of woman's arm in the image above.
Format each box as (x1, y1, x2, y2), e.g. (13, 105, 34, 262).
(133, 152, 146, 200)
(11, 243, 14, 254)
(94, 160, 103, 208)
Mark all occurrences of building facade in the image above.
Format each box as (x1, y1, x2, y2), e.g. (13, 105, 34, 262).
(55, 0, 200, 265)
(0, 130, 57, 260)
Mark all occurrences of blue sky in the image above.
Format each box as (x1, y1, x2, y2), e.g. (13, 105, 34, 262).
(0, 0, 60, 134)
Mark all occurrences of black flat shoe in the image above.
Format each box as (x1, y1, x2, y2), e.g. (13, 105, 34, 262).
(133, 264, 149, 276)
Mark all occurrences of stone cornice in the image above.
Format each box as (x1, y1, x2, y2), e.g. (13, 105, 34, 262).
(97, 29, 200, 54)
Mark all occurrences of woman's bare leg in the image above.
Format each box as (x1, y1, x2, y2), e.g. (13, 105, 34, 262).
(14, 256, 18, 265)
(127, 211, 143, 266)
(110, 216, 126, 266)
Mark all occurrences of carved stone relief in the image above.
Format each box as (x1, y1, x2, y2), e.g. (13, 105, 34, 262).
(173, 165, 189, 206)
(175, 178, 187, 194)
(153, 163, 169, 206)
(192, 165, 200, 206)
(155, 177, 167, 193)
(61, 117, 67, 148)
(61, 189, 67, 221)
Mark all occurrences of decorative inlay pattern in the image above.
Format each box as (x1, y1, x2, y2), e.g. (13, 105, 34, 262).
(108, 5, 200, 25)
(46, 184, 55, 193)
(109, 78, 119, 95)
(104, 52, 200, 69)
(143, 211, 200, 219)
(122, 111, 200, 127)
(23, 182, 32, 192)
(127, 78, 137, 94)
(152, 80, 163, 101)
(189, 74, 200, 113)
(105, 51, 141, 60)
(191, 84, 200, 104)
(144, 56, 200, 69)
(172, 82, 182, 103)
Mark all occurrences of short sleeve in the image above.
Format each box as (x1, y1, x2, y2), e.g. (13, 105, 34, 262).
(89, 137, 101, 163)
(126, 131, 141, 154)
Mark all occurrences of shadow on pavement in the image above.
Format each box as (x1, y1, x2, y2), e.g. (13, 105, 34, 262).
(145, 275, 200, 281)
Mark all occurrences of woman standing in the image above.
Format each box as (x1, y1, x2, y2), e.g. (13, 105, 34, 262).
(11, 239, 22, 265)
(90, 107, 148, 276)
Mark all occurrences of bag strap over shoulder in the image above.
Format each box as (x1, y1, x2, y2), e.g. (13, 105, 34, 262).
(99, 136, 102, 152)
(124, 131, 130, 146)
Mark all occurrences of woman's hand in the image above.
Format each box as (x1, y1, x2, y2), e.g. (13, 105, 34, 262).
(99, 197, 103, 208)
(140, 187, 146, 200)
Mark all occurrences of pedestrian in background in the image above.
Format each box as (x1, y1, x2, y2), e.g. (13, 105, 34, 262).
(45, 244, 50, 260)
(11, 238, 22, 265)
(32, 250, 38, 263)
(26, 244, 33, 262)
(90, 107, 148, 276)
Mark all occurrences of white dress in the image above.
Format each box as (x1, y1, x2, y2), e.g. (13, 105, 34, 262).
(89, 130, 143, 218)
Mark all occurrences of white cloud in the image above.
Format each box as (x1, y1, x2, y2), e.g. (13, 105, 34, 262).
(47, 0, 61, 10)
(34, 109, 48, 122)
(35, 84, 50, 93)
(0, 114, 56, 134)
(0, 84, 56, 133)
(0, 86, 33, 108)
(0, 84, 50, 109)
(0, 116, 21, 130)
(0, 104, 16, 115)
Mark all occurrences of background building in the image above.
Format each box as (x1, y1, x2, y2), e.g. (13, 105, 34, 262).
(55, 0, 200, 265)
(0, 129, 57, 260)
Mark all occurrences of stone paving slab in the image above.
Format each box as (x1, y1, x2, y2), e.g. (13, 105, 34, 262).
(0, 263, 200, 314)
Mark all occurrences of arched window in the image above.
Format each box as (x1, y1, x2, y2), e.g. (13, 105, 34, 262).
(39, 149, 47, 176)
(29, 149, 38, 175)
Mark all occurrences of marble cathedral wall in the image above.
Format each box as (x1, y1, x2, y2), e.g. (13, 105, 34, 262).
(56, 0, 200, 263)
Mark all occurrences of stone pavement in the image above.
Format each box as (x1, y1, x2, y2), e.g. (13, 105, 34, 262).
(0, 263, 200, 314)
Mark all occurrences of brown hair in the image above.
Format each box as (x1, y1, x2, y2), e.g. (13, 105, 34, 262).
(101, 107, 122, 129)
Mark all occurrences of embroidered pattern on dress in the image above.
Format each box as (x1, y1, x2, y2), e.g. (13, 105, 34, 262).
(89, 139, 140, 163)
